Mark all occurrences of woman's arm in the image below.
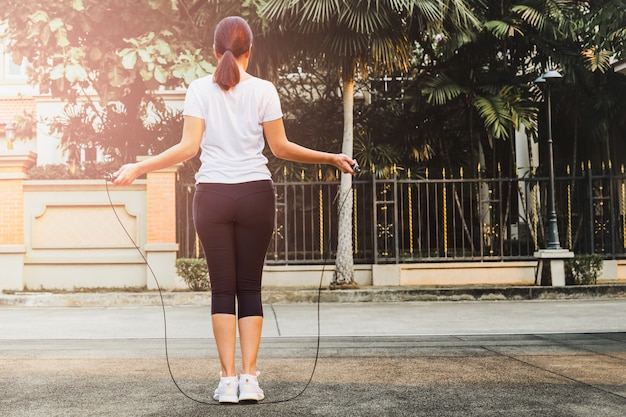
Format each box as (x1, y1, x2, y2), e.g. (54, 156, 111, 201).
(263, 118, 357, 174)
(111, 116, 204, 185)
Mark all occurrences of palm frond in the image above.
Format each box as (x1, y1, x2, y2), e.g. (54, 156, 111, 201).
(370, 33, 412, 74)
(582, 47, 614, 73)
(293, 0, 342, 25)
(422, 74, 465, 105)
(484, 19, 523, 39)
(500, 85, 538, 137)
(338, 2, 395, 34)
(511, 5, 546, 31)
(444, 0, 483, 30)
(322, 29, 369, 58)
(411, 0, 443, 23)
(472, 94, 513, 140)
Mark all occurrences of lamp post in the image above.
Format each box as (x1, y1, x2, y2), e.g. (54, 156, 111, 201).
(5, 121, 15, 150)
(534, 69, 563, 250)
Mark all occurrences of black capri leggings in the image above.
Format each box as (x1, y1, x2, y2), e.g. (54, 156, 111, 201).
(193, 180, 275, 318)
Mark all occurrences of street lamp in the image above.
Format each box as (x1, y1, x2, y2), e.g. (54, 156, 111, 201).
(534, 69, 563, 250)
(5, 121, 15, 150)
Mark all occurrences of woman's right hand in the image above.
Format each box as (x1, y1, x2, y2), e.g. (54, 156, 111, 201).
(333, 153, 359, 175)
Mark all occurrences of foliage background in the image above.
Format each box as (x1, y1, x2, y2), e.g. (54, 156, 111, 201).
(2, 0, 625, 182)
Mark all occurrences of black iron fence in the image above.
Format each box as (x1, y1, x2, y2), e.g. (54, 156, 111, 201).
(176, 165, 626, 263)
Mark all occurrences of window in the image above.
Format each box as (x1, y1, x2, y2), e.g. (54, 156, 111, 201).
(4, 53, 27, 80)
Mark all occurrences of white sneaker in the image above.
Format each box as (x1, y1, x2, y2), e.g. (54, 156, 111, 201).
(238, 372, 265, 402)
(213, 373, 239, 404)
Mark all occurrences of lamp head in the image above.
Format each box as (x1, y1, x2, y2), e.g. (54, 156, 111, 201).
(541, 69, 562, 84)
(5, 121, 15, 140)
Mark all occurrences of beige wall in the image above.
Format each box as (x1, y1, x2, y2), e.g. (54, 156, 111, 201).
(22, 180, 148, 290)
(0, 152, 182, 292)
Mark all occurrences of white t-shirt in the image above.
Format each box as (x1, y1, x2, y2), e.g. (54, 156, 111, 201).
(183, 75, 283, 184)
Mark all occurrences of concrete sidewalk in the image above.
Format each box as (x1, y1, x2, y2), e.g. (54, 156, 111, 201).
(1, 293, 626, 416)
(2, 283, 626, 307)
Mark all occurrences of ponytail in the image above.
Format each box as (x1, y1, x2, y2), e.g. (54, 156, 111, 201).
(213, 17, 253, 91)
(213, 49, 240, 90)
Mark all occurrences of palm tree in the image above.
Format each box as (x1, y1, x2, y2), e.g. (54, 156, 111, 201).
(259, 0, 479, 287)
(403, 0, 581, 177)
(401, 0, 580, 251)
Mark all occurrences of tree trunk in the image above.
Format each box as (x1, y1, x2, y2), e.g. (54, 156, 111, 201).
(477, 139, 493, 254)
(330, 77, 357, 289)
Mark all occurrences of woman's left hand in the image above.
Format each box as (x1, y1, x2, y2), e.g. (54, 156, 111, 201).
(111, 163, 143, 186)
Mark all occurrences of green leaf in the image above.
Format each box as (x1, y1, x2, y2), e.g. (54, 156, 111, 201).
(582, 47, 613, 73)
(199, 61, 214, 73)
(120, 50, 137, 69)
(423, 74, 464, 105)
(72, 0, 85, 11)
(65, 63, 88, 83)
(154, 66, 168, 84)
(49, 64, 65, 80)
(154, 39, 171, 56)
(49, 18, 64, 33)
(140, 67, 153, 81)
(472, 95, 512, 140)
(29, 11, 49, 24)
(512, 5, 545, 31)
(55, 26, 70, 48)
(138, 49, 152, 63)
(40, 24, 51, 45)
(484, 20, 522, 39)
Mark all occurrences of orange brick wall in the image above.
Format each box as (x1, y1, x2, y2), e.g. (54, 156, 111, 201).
(146, 171, 177, 244)
(0, 179, 24, 245)
(0, 152, 34, 247)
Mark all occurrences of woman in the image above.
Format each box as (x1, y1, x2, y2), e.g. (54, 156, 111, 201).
(112, 16, 357, 404)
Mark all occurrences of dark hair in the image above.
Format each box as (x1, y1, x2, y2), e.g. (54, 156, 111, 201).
(213, 16, 253, 91)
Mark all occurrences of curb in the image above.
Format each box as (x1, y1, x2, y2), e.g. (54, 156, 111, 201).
(1, 284, 626, 307)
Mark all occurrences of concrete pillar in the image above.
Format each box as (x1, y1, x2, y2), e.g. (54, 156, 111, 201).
(534, 249, 575, 286)
(141, 157, 181, 290)
(0, 152, 36, 291)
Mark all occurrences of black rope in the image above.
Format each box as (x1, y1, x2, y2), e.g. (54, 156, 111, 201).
(104, 176, 355, 406)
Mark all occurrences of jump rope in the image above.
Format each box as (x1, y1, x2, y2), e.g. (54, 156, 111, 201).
(104, 163, 360, 406)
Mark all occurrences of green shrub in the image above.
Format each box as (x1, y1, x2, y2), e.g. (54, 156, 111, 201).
(566, 254, 603, 285)
(175, 258, 210, 291)
(28, 161, 119, 180)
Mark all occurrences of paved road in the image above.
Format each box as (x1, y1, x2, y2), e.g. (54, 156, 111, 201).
(1, 299, 626, 416)
(1, 299, 626, 339)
